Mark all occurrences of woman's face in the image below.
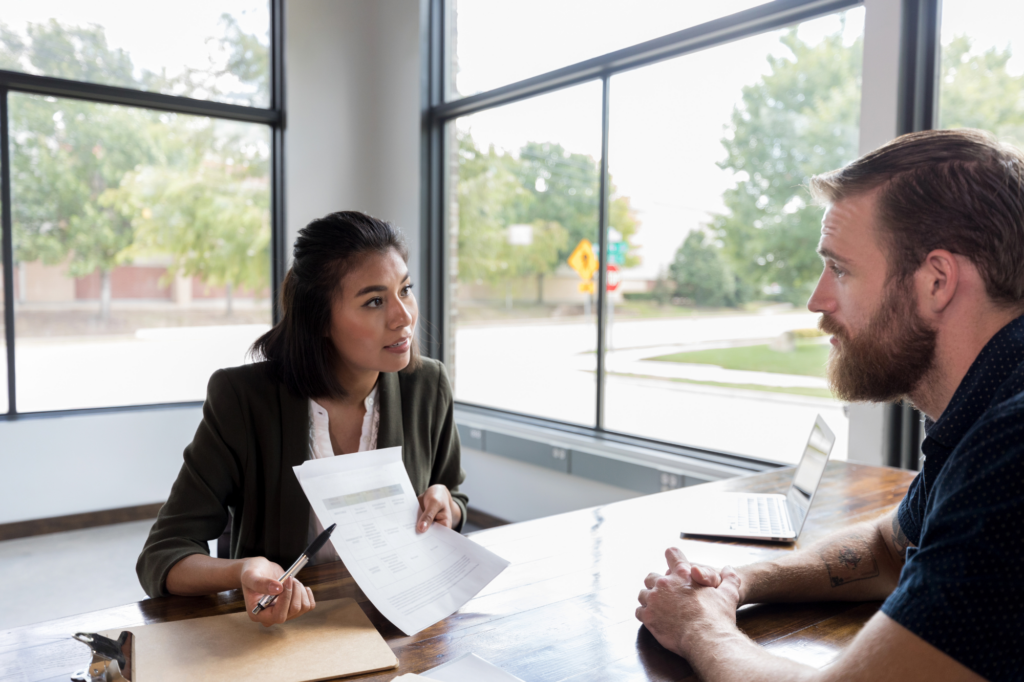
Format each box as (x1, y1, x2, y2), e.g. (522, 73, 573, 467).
(329, 248, 417, 377)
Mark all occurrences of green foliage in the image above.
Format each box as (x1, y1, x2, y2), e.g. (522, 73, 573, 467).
(3, 18, 271, 315)
(456, 132, 639, 292)
(939, 35, 1024, 140)
(669, 231, 738, 307)
(712, 22, 1024, 307)
(711, 25, 862, 306)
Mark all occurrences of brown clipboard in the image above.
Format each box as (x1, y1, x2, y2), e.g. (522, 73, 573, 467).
(100, 597, 397, 682)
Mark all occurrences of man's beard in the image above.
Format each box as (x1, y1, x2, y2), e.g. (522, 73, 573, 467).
(819, 279, 938, 403)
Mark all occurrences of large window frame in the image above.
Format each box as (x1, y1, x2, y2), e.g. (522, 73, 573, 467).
(422, 0, 943, 471)
(0, 0, 286, 419)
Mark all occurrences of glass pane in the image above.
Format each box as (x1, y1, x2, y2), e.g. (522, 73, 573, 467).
(449, 82, 602, 425)
(450, 0, 764, 99)
(11, 94, 271, 412)
(938, 0, 1024, 141)
(602, 10, 864, 463)
(0, 1, 269, 107)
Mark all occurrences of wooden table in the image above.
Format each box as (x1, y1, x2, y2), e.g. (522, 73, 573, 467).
(1, 461, 914, 682)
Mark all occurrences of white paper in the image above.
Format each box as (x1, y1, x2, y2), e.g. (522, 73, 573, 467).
(393, 675, 443, 682)
(424, 652, 525, 682)
(294, 447, 510, 636)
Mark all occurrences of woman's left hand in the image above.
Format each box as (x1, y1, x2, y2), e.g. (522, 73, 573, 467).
(416, 484, 462, 532)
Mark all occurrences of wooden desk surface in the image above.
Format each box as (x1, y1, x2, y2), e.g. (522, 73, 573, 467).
(1, 461, 914, 682)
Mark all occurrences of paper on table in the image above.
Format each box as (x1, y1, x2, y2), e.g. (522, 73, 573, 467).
(294, 447, 509, 636)
(423, 652, 526, 682)
(393, 676, 443, 682)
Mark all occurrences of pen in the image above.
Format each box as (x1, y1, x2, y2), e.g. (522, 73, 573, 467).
(252, 523, 337, 615)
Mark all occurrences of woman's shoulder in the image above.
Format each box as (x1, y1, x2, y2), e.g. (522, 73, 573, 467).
(206, 361, 284, 403)
(397, 357, 452, 397)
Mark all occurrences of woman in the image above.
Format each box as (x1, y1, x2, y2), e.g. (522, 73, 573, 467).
(136, 211, 466, 626)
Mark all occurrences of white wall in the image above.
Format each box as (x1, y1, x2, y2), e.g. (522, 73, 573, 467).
(843, 0, 903, 467)
(285, 0, 423, 285)
(460, 448, 642, 523)
(0, 407, 202, 525)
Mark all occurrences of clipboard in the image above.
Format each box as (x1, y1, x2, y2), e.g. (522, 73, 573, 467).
(92, 597, 396, 682)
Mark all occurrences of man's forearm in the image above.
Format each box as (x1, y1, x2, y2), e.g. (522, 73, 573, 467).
(688, 625, 819, 682)
(737, 519, 902, 605)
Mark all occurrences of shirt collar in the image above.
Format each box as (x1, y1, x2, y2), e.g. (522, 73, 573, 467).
(925, 313, 1024, 451)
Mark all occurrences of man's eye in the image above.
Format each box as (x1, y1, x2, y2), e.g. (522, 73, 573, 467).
(830, 264, 845, 278)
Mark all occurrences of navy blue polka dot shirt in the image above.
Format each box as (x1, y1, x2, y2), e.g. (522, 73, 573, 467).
(882, 313, 1024, 681)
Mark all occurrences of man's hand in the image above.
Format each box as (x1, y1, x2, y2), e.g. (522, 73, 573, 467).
(239, 556, 316, 627)
(636, 548, 742, 658)
(416, 484, 461, 532)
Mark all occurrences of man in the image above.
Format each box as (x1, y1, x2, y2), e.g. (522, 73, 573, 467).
(636, 128, 1024, 681)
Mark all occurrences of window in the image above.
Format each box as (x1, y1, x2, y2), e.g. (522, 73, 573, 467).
(938, 0, 1024, 141)
(436, 1, 866, 464)
(1, 2, 280, 414)
(450, 0, 765, 99)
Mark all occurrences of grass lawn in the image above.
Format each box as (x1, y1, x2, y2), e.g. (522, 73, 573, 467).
(645, 340, 830, 378)
(610, 372, 836, 400)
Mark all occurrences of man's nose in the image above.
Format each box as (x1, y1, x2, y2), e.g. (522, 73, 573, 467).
(807, 273, 835, 314)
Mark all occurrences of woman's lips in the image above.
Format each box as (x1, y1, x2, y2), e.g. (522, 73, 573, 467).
(385, 338, 410, 353)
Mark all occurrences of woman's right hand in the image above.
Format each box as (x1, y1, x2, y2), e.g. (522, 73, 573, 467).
(239, 556, 316, 627)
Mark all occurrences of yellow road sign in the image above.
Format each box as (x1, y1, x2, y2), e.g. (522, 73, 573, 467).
(567, 239, 599, 281)
(577, 281, 595, 294)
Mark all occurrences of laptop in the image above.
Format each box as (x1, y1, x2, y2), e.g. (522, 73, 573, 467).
(680, 415, 836, 543)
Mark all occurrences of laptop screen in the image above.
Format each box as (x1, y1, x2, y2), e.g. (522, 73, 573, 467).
(785, 415, 836, 533)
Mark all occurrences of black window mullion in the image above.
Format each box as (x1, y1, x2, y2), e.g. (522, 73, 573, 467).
(595, 75, 611, 430)
(1, 86, 15, 415)
(270, 0, 287, 325)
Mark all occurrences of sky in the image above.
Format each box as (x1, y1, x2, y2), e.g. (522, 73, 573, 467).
(453, 0, 1022, 280)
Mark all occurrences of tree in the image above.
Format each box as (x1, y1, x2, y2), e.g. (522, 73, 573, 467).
(939, 35, 1024, 139)
(711, 25, 862, 306)
(670, 231, 738, 308)
(711, 23, 1024, 307)
(2, 18, 271, 317)
(456, 133, 639, 304)
(118, 146, 271, 316)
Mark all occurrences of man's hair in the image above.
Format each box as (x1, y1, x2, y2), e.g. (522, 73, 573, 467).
(250, 210, 419, 399)
(810, 128, 1024, 306)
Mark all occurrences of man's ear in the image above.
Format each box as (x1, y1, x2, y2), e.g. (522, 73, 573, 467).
(915, 249, 959, 314)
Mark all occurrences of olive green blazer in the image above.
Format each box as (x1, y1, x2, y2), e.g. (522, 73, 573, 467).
(136, 358, 466, 598)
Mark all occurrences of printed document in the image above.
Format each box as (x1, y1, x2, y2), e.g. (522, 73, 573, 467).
(294, 447, 509, 635)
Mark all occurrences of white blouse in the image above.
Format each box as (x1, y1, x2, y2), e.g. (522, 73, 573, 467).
(305, 385, 380, 564)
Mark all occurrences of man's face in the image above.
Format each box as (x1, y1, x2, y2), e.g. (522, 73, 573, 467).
(807, 191, 937, 402)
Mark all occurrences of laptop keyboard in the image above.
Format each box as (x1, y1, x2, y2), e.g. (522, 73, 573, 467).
(731, 496, 792, 535)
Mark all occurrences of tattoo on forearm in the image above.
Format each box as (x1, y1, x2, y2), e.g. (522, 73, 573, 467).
(890, 515, 912, 560)
(819, 533, 880, 588)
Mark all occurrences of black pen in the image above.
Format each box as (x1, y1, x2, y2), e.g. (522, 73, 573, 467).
(252, 523, 337, 615)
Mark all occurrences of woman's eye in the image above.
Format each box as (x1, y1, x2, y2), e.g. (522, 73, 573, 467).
(401, 284, 414, 296)
(364, 297, 384, 308)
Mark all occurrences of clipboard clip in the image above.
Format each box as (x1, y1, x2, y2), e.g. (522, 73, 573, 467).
(70, 631, 133, 682)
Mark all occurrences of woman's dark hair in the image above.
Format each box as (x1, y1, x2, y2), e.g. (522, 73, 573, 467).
(250, 210, 419, 398)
